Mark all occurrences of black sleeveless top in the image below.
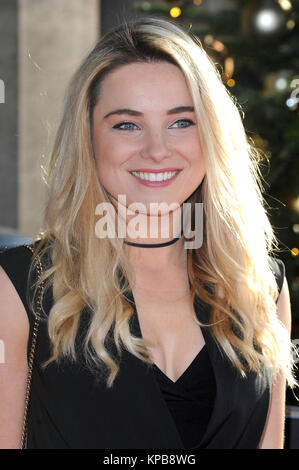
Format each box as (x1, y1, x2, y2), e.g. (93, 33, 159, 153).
(0, 242, 285, 449)
(152, 344, 216, 448)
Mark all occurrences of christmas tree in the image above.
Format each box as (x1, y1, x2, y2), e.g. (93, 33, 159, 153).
(134, 0, 299, 403)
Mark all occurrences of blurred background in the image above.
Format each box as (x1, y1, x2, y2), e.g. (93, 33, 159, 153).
(0, 0, 298, 446)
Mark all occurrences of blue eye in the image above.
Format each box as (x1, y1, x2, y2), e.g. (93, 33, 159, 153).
(113, 122, 139, 131)
(112, 119, 196, 131)
(171, 119, 195, 128)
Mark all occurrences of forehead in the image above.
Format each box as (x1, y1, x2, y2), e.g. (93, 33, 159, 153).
(97, 61, 193, 108)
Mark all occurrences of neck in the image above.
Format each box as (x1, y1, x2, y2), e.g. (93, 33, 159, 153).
(123, 228, 183, 248)
(108, 194, 186, 269)
(123, 235, 186, 272)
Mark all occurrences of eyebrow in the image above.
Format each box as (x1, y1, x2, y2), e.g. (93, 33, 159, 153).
(103, 106, 195, 119)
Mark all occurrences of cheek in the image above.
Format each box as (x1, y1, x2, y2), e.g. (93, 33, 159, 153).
(94, 137, 126, 176)
(93, 129, 138, 163)
(180, 136, 203, 165)
(183, 138, 205, 186)
(93, 138, 133, 198)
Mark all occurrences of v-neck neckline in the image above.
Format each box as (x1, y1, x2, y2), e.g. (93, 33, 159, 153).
(152, 344, 207, 385)
(125, 287, 207, 383)
(124, 286, 221, 449)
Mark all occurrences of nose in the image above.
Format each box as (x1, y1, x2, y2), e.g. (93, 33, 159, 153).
(140, 130, 172, 162)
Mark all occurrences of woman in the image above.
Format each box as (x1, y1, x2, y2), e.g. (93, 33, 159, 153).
(0, 16, 297, 449)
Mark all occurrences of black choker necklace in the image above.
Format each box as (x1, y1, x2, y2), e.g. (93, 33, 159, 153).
(124, 230, 183, 248)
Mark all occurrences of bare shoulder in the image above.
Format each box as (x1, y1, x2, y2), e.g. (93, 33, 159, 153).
(259, 275, 292, 449)
(0, 263, 29, 448)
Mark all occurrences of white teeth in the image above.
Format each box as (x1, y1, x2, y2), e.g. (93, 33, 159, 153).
(131, 170, 179, 182)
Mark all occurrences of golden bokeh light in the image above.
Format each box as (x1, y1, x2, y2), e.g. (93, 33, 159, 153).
(224, 57, 235, 78)
(286, 19, 296, 29)
(212, 40, 225, 52)
(291, 247, 299, 257)
(170, 7, 182, 18)
(227, 78, 236, 87)
(278, 0, 292, 10)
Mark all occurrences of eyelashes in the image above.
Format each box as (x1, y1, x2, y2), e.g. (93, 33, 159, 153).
(112, 119, 196, 131)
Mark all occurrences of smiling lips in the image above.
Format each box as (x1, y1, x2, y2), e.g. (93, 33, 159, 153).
(129, 169, 181, 187)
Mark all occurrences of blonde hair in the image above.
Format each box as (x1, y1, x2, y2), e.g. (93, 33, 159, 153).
(29, 16, 298, 389)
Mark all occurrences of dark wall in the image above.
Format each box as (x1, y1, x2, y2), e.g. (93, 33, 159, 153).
(0, 0, 18, 229)
(101, 0, 143, 36)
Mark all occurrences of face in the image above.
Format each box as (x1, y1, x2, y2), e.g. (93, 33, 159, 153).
(92, 61, 205, 217)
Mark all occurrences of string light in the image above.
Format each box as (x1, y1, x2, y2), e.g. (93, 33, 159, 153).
(170, 7, 181, 18)
(226, 78, 236, 87)
(291, 196, 299, 213)
(212, 40, 225, 52)
(193, 0, 202, 5)
(286, 19, 295, 29)
(204, 34, 214, 45)
(286, 97, 297, 108)
(224, 57, 234, 78)
(293, 224, 299, 234)
(278, 0, 292, 10)
(275, 77, 287, 90)
(291, 248, 299, 257)
(254, 8, 284, 34)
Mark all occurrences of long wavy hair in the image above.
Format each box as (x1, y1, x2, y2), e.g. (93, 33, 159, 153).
(28, 16, 298, 389)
